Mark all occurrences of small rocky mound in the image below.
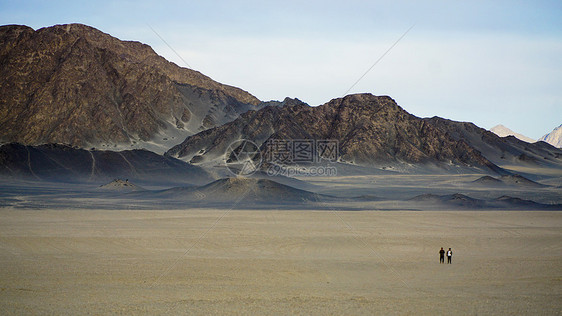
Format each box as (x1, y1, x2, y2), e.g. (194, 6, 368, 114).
(137, 177, 323, 204)
(472, 175, 504, 185)
(493, 196, 541, 208)
(99, 179, 144, 191)
(408, 193, 442, 201)
(409, 193, 485, 208)
(472, 174, 546, 187)
(409, 192, 560, 210)
(192, 177, 321, 203)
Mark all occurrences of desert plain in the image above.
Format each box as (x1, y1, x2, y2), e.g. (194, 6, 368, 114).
(2, 18, 562, 316)
(0, 207, 560, 315)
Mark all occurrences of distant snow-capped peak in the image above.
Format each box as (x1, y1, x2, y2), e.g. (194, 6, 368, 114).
(490, 124, 535, 143)
(539, 124, 562, 148)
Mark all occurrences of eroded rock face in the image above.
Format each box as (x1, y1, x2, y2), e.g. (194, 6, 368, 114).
(0, 24, 260, 150)
(167, 93, 503, 172)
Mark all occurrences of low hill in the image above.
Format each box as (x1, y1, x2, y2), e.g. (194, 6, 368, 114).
(472, 175, 504, 185)
(499, 174, 546, 187)
(0, 143, 212, 185)
(472, 174, 545, 187)
(409, 193, 560, 210)
(98, 179, 144, 192)
(131, 177, 323, 205)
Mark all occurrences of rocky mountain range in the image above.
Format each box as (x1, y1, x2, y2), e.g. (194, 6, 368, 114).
(1, 23, 561, 181)
(167, 93, 562, 174)
(166, 93, 514, 174)
(539, 124, 562, 148)
(0, 24, 263, 153)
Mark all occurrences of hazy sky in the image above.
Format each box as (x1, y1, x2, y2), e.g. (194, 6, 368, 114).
(2, 0, 561, 139)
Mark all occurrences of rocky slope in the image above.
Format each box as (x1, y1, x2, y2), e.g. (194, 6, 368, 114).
(0, 24, 262, 153)
(167, 93, 504, 173)
(539, 124, 562, 148)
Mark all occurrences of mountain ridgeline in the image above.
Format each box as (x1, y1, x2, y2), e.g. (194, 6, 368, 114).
(1, 23, 561, 181)
(167, 93, 562, 173)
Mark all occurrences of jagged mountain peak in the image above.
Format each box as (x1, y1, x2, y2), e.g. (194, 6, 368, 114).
(320, 93, 401, 115)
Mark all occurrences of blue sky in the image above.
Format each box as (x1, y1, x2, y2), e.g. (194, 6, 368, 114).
(2, 0, 561, 139)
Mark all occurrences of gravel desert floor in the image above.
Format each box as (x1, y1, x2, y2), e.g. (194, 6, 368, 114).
(0, 209, 560, 315)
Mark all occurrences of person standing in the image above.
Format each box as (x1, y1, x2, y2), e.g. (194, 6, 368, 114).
(439, 247, 445, 263)
(447, 248, 453, 264)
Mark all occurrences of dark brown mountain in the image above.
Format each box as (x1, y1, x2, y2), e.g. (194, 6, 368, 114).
(0, 24, 262, 152)
(166, 93, 505, 173)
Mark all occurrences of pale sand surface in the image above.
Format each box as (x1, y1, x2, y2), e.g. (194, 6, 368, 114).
(0, 209, 560, 315)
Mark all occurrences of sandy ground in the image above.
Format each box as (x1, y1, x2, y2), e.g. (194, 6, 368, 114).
(0, 208, 560, 315)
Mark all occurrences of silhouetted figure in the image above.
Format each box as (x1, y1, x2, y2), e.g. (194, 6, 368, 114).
(439, 247, 445, 263)
(447, 248, 452, 264)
